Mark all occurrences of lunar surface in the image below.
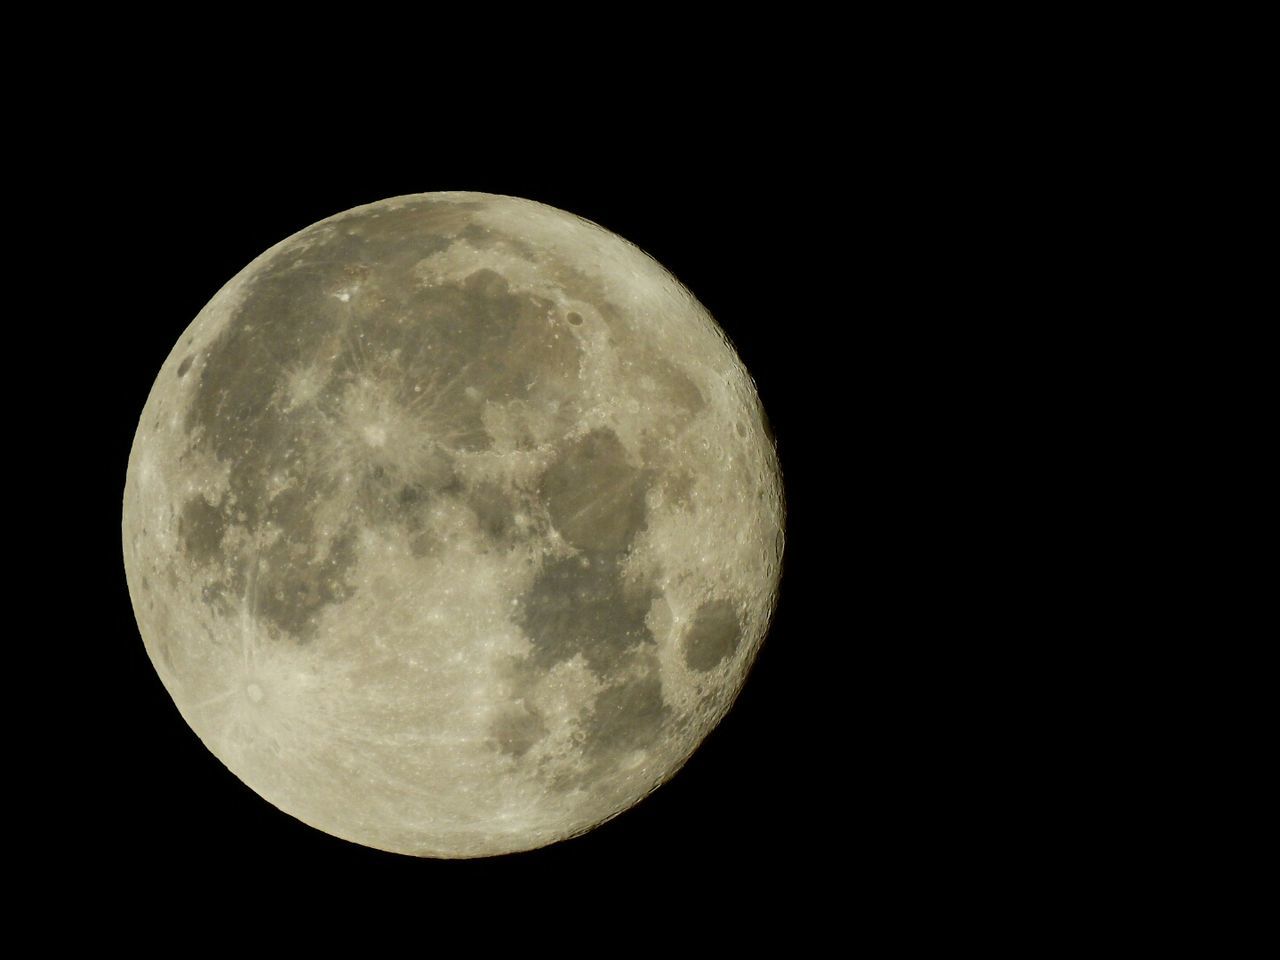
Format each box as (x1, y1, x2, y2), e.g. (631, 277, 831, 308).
(122, 192, 784, 858)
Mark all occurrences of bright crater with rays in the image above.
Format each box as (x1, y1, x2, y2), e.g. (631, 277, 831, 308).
(122, 192, 784, 857)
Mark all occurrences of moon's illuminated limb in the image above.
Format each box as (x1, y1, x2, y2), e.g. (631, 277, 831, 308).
(122, 192, 784, 858)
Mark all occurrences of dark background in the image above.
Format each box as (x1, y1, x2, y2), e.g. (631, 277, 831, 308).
(77, 138, 838, 898)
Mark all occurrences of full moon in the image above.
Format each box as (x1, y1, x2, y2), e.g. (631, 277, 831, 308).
(122, 192, 784, 858)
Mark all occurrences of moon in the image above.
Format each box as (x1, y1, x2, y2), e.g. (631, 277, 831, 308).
(122, 192, 784, 858)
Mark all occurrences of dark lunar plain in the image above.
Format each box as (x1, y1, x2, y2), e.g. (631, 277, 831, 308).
(68, 139, 843, 903)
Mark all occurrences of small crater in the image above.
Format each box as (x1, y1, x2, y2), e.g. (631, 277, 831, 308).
(176, 356, 193, 378)
(567, 312, 583, 326)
